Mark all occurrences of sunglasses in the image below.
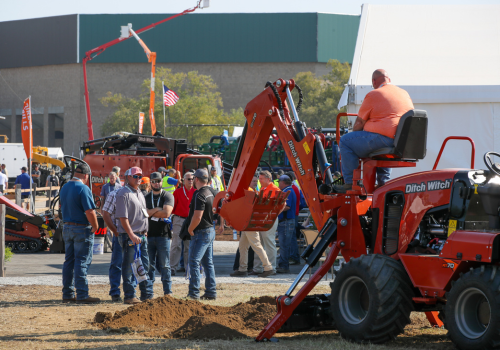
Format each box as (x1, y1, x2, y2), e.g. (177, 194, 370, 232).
(185, 178, 194, 181)
(151, 180, 161, 184)
(132, 174, 143, 179)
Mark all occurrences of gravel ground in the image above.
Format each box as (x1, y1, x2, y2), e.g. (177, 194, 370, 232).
(1, 241, 338, 286)
(0, 273, 333, 286)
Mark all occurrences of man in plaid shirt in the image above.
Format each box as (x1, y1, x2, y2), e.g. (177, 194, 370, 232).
(101, 187, 123, 302)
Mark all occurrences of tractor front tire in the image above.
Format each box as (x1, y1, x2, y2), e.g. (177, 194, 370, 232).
(445, 265, 500, 350)
(330, 254, 414, 344)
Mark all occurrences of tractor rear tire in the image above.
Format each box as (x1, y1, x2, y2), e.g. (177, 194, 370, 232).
(330, 254, 414, 344)
(445, 265, 500, 350)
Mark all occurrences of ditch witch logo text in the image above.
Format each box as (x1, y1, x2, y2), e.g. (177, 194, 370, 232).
(405, 179, 452, 194)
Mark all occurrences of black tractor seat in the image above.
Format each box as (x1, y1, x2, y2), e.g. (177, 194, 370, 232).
(368, 109, 428, 161)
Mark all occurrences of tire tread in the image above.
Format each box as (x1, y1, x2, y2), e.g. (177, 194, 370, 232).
(330, 254, 414, 344)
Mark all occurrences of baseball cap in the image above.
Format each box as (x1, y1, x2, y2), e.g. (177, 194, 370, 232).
(126, 166, 142, 176)
(158, 167, 167, 173)
(75, 163, 91, 175)
(279, 175, 291, 182)
(150, 172, 162, 180)
(21, 166, 27, 171)
(141, 177, 150, 184)
(194, 168, 208, 179)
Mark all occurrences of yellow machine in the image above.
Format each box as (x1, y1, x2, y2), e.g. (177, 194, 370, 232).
(32, 146, 65, 169)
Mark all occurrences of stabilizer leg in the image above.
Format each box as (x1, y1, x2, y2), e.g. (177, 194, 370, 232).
(256, 230, 340, 342)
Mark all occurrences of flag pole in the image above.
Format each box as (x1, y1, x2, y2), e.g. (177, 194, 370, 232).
(162, 81, 166, 136)
(28, 95, 33, 213)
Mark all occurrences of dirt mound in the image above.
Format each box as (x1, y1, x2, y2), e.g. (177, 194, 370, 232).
(94, 312, 113, 323)
(248, 296, 275, 305)
(94, 295, 276, 339)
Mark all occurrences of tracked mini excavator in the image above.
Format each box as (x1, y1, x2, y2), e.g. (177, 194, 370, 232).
(214, 78, 500, 350)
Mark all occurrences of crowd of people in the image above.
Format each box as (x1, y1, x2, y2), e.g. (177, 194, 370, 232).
(59, 162, 307, 304)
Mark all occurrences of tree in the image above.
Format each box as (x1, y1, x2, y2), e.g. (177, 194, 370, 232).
(100, 68, 243, 145)
(290, 59, 351, 129)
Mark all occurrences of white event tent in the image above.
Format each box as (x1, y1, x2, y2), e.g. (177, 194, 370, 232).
(338, 4, 500, 177)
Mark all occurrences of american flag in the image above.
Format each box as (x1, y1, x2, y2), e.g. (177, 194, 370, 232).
(163, 85, 179, 107)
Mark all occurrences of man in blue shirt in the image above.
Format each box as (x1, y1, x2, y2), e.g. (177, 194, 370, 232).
(276, 175, 297, 274)
(14, 166, 33, 198)
(100, 171, 122, 204)
(59, 163, 100, 304)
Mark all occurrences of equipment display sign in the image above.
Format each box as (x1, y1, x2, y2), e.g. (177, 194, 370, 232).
(405, 179, 452, 194)
(21, 97, 32, 159)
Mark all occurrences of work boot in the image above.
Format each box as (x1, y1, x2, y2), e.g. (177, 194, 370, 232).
(200, 294, 217, 300)
(186, 295, 200, 301)
(258, 270, 275, 278)
(111, 295, 123, 302)
(333, 183, 352, 194)
(171, 270, 176, 276)
(230, 270, 248, 277)
(276, 268, 290, 274)
(62, 297, 76, 303)
(177, 267, 186, 273)
(248, 270, 260, 276)
(76, 296, 100, 304)
(124, 297, 141, 305)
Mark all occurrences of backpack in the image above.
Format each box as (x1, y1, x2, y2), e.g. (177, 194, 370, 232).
(49, 175, 58, 186)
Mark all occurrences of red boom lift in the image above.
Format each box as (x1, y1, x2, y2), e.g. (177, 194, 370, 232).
(214, 78, 500, 350)
(82, 0, 208, 140)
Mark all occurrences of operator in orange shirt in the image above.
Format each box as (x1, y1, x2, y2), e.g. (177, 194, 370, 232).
(334, 69, 414, 193)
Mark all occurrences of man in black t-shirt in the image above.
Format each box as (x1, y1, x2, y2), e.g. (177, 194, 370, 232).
(32, 164, 41, 188)
(186, 169, 217, 300)
(144, 172, 174, 297)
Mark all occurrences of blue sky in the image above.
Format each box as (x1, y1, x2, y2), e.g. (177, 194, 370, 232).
(1, 0, 497, 22)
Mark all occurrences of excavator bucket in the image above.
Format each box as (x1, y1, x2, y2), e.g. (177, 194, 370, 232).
(215, 189, 289, 232)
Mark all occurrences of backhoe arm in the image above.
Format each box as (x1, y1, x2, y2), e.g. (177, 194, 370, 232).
(213, 79, 339, 232)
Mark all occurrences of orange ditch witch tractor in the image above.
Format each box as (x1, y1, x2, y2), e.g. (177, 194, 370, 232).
(214, 78, 500, 349)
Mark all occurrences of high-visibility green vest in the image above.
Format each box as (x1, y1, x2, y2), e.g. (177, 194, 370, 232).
(162, 176, 176, 193)
(216, 175, 224, 191)
(273, 179, 279, 187)
(210, 175, 224, 192)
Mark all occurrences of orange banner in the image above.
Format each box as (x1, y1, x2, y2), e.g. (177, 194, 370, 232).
(21, 97, 32, 159)
(139, 112, 145, 134)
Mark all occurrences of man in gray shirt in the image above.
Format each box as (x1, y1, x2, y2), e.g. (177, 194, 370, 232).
(115, 166, 152, 304)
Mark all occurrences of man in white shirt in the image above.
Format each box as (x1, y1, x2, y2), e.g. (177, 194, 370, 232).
(0, 171, 8, 194)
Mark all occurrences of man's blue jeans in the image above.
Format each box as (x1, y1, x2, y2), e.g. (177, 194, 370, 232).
(188, 227, 216, 299)
(108, 234, 122, 297)
(147, 236, 172, 295)
(339, 131, 394, 185)
(119, 233, 153, 301)
(62, 225, 94, 300)
(277, 219, 296, 270)
(289, 216, 301, 263)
